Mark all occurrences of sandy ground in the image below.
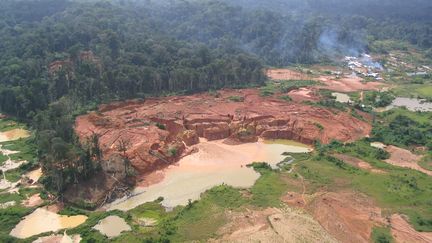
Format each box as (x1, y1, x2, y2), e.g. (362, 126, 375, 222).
(24, 168, 43, 184)
(385, 146, 431, 176)
(22, 194, 44, 208)
(0, 128, 30, 143)
(211, 207, 337, 243)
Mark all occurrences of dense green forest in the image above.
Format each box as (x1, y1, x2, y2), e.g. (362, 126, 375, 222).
(1, 0, 431, 194)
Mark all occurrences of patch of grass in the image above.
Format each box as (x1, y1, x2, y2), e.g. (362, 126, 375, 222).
(227, 95, 244, 102)
(168, 186, 242, 242)
(372, 226, 394, 243)
(18, 187, 41, 198)
(373, 109, 432, 149)
(259, 87, 275, 97)
(0, 193, 22, 204)
(0, 206, 32, 240)
(416, 86, 432, 98)
(59, 206, 91, 216)
(419, 155, 432, 171)
(392, 83, 432, 99)
(279, 95, 292, 102)
(155, 122, 166, 130)
(4, 168, 23, 182)
(203, 185, 247, 209)
(260, 79, 318, 96)
(1, 137, 37, 162)
(0, 153, 7, 165)
(249, 165, 287, 207)
(314, 122, 324, 131)
(129, 199, 166, 221)
(0, 118, 24, 132)
(404, 210, 432, 232)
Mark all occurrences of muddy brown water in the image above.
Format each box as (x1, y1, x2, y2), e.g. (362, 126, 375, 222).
(93, 215, 131, 238)
(107, 140, 312, 211)
(9, 208, 87, 239)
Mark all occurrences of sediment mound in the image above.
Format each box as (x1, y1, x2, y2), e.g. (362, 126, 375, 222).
(75, 89, 371, 177)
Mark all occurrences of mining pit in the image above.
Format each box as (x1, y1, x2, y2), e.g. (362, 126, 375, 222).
(72, 88, 372, 205)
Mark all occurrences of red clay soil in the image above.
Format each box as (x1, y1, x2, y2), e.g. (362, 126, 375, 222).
(283, 190, 432, 243)
(390, 214, 432, 243)
(75, 88, 371, 177)
(303, 192, 386, 243)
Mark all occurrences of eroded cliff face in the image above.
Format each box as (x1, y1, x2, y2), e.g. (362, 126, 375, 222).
(75, 88, 372, 177)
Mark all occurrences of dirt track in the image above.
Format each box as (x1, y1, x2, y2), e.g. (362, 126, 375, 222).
(75, 88, 371, 177)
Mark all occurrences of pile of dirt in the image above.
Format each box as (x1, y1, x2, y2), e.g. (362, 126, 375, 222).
(75, 89, 371, 181)
(385, 146, 431, 176)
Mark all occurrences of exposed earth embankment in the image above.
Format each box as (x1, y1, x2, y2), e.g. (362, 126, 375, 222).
(75, 88, 371, 180)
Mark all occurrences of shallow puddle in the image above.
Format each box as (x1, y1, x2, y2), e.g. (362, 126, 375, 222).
(10, 208, 87, 239)
(107, 140, 311, 210)
(93, 215, 131, 238)
(386, 97, 432, 112)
